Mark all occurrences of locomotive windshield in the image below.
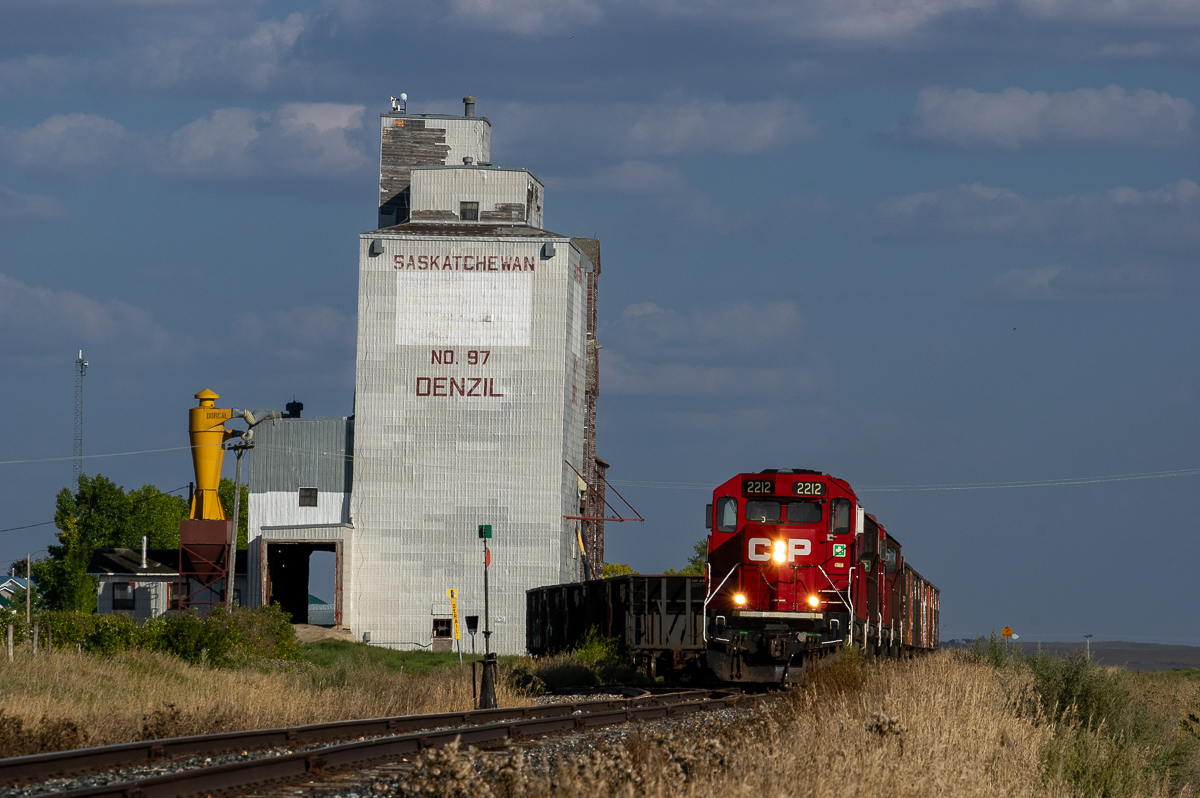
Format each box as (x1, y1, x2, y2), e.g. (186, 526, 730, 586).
(745, 501, 781, 523)
(744, 500, 823, 524)
(786, 502, 822, 524)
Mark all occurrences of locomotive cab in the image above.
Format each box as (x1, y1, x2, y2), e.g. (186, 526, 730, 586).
(703, 469, 859, 681)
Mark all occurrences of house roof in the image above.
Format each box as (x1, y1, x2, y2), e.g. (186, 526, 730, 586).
(87, 549, 248, 577)
(0, 576, 32, 594)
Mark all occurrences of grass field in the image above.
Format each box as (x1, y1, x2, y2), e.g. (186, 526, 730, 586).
(299, 640, 521, 677)
(0, 642, 529, 756)
(404, 650, 1200, 798)
(1, 637, 1197, 798)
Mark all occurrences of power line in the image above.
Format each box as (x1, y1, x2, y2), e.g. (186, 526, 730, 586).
(0, 521, 55, 534)
(0, 445, 194, 466)
(608, 466, 1200, 494)
(860, 466, 1200, 492)
(1, 486, 189, 535)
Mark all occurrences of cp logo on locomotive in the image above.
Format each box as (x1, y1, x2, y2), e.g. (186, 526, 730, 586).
(747, 538, 812, 562)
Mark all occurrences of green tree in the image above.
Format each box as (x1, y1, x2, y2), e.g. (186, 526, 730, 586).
(664, 538, 708, 575)
(127, 485, 188, 548)
(217, 478, 249, 549)
(35, 474, 193, 610)
(602, 562, 637, 577)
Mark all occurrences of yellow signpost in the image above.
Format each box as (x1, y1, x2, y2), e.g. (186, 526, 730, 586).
(446, 589, 463, 665)
(446, 589, 461, 640)
(1001, 626, 1013, 638)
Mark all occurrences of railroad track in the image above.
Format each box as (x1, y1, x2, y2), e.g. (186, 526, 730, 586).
(1, 688, 765, 798)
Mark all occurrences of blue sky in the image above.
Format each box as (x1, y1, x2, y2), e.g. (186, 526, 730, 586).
(2, 0, 1198, 643)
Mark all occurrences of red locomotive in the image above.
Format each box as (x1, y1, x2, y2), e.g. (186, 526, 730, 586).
(704, 469, 939, 681)
(526, 468, 939, 682)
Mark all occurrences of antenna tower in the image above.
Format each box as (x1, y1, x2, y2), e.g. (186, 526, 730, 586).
(73, 350, 88, 482)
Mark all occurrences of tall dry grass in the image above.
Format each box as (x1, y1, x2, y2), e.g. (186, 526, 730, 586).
(0, 647, 529, 756)
(402, 651, 1193, 798)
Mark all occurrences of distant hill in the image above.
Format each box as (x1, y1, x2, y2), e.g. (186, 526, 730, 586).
(941, 639, 1200, 672)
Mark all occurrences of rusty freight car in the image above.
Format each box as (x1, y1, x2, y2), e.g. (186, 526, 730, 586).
(526, 574, 705, 677)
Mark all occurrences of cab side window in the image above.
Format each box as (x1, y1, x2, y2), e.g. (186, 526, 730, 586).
(885, 547, 898, 574)
(716, 497, 738, 532)
(831, 498, 852, 534)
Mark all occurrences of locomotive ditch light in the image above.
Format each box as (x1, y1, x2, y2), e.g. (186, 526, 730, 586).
(734, 593, 747, 606)
(807, 594, 820, 608)
(772, 540, 787, 563)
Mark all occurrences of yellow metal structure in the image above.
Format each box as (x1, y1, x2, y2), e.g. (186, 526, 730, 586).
(188, 389, 237, 520)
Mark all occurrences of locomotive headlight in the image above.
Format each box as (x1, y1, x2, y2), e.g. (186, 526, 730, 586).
(807, 594, 820, 608)
(772, 540, 787, 563)
(734, 593, 747, 606)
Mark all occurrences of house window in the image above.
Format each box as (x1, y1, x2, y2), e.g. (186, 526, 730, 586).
(169, 581, 182, 610)
(459, 201, 479, 221)
(299, 488, 318, 507)
(112, 582, 135, 611)
(432, 618, 453, 638)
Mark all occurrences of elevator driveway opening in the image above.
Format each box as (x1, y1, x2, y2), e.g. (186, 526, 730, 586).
(265, 541, 341, 626)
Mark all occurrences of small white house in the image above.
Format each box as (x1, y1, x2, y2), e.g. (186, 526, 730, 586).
(0, 576, 33, 609)
(88, 546, 248, 619)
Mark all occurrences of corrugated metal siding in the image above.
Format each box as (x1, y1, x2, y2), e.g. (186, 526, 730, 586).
(410, 168, 540, 225)
(247, 418, 353, 494)
(350, 233, 587, 654)
(246, 418, 353, 608)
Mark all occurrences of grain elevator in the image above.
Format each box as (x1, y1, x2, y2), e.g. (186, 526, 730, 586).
(249, 96, 605, 654)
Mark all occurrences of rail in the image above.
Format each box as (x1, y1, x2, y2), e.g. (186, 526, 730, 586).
(702, 563, 740, 643)
(2, 689, 758, 797)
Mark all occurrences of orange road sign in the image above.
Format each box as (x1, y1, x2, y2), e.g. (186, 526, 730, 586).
(1001, 626, 1013, 638)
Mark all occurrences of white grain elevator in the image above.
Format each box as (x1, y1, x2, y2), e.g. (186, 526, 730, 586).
(345, 97, 605, 653)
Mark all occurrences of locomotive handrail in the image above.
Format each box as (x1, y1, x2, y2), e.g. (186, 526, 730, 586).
(701, 562, 740, 643)
(818, 564, 855, 645)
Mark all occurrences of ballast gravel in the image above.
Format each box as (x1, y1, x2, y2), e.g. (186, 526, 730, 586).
(298, 703, 755, 798)
(0, 693, 712, 798)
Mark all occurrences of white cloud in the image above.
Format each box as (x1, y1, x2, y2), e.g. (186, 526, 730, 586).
(0, 273, 176, 366)
(0, 55, 71, 96)
(603, 301, 820, 396)
(228, 305, 356, 370)
(0, 104, 370, 184)
(126, 12, 311, 92)
(444, 0, 602, 34)
(873, 179, 1200, 251)
(161, 103, 369, 181)
(0, 114, 137, 175)
(896, 85, 1195, 150)
(979, 263, 1172, 302)
(1014, 0, 1200, 26)
(436, 0, 995, 40)
(492, 97, 817, 160)
(0, 186, 62, 225)
(549, 161, 691, 194)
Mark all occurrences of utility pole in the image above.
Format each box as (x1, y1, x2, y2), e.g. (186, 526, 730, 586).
(73, 350, 88, 483)
(477, 525, 497, 709)
(26, 554, 31, 628)
(225, 438, 253, 610)
(1084, 634, 1093, 661)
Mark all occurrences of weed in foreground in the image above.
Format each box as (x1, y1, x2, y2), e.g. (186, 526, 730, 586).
(997, 648, 1200, 797)
(397, 653, 1059, 798)
(0, 646, 532, 754)
(510, 627, 645, 691)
